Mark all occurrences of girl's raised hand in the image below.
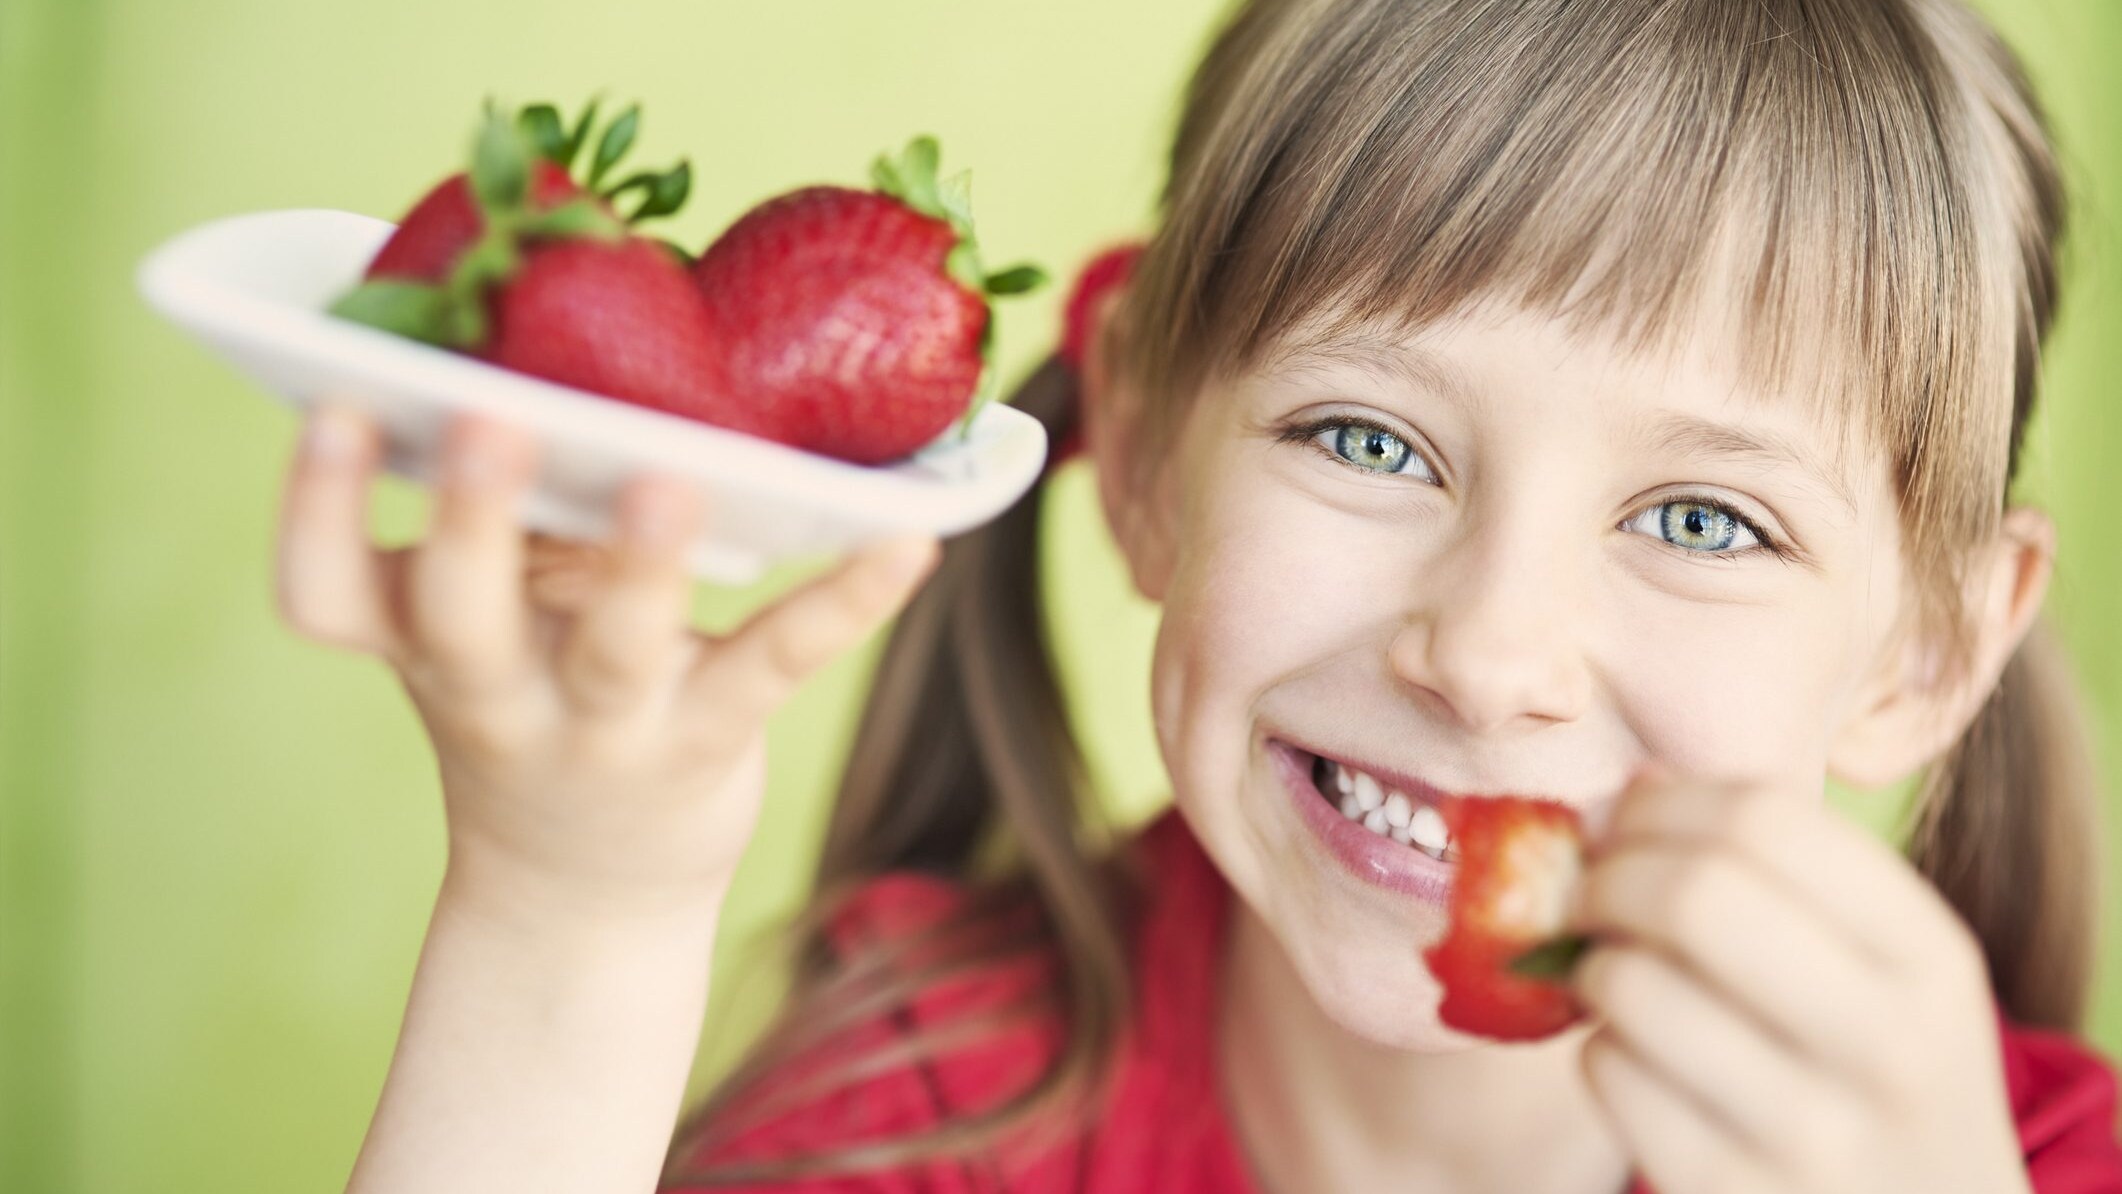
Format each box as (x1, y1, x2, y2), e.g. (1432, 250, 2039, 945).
(274, 403, 940, 923)
(1570, 770, 2032, 1194)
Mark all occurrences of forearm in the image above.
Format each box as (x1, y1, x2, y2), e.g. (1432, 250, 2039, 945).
(345, 864, 724, 1194)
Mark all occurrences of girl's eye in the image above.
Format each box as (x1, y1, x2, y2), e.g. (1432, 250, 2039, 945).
(1622, 499, 1765, 555)
(1304, 420, 1438, 480)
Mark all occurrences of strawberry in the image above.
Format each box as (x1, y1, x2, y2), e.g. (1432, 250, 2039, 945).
(360, 96, 695, 287)
(329, 101, 717, 419)
(1421, 796, 1590, 1042)
(474, 236, 720, 420)
(688, 137, 1048, 465)
(363, 157, 583, 284)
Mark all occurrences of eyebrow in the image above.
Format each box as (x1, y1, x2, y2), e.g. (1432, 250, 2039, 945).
(1642, 412, 1857, 516)
(1257, 333, 1485, 414)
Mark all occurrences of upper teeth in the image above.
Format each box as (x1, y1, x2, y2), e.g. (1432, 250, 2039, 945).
(1322, 757, 1453, 861)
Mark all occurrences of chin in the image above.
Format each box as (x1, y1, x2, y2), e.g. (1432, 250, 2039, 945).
(1268, 907, 1495, 1053)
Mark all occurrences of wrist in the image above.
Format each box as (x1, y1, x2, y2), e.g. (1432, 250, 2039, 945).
(437, 842, 732, 948)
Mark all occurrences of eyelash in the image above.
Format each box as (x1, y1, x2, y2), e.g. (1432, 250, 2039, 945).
(1275, 414, 1791, 563)
(1276, 414, 1438, 480)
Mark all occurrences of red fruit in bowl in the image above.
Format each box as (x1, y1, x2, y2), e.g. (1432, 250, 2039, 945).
(329, 101, 717, 417)
(688, 137, 1048, 465)
(364, 158, 583, 284)
(357, 96, 696, 287)
(1421, 795, 1589, 1042)
(475, 236, 719, 420)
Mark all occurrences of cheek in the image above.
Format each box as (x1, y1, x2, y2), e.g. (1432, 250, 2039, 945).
(1605, 596, 1850, 780)
(1151, 465, 1406, 778)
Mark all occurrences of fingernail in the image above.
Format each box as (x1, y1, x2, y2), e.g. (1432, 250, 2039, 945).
(305, 406, 360, 463)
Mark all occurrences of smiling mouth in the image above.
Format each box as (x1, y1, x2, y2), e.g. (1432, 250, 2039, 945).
(1304, 750, 1459, 863)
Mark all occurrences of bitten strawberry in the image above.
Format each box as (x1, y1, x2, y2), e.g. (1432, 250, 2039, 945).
(329, 101, 717, 418)
(688, 137, 1048, 465)
(1421, 796, 1590, 1042)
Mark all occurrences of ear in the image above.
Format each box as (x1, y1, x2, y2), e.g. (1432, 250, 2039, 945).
(1827, 506, 2056, 788)
(1081, 285, 1180, 602)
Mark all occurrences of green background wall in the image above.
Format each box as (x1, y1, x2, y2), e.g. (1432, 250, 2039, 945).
(2, 2, 2116, 1190)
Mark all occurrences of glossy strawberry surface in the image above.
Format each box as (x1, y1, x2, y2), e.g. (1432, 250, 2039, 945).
(476, 236, 720, 422)
(690, 186, 988, 465)
(1422, 795, 1588, 1042)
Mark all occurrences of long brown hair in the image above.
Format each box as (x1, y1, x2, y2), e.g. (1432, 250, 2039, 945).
(667, 0, 2100, 1182)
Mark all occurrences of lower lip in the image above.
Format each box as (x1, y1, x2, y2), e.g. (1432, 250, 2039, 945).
(1269, 738, 1453, 905)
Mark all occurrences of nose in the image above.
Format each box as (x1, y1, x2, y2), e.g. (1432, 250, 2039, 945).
(1387, 524, 1592, 734)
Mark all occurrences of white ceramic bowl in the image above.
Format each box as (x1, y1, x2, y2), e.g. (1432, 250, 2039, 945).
(135, 208, 1049, 584)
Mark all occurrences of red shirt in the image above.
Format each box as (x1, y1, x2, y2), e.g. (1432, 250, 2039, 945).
(674, 808, 2122, 1192)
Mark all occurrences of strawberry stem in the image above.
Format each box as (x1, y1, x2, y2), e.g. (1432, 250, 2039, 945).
(1508, 934, 1590, 982)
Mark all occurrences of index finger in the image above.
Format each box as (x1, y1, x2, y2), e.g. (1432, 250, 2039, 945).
(1594, 770, 1972, 975)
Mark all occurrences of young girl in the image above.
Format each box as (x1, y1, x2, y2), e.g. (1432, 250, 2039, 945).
(280, 0, 2122, 1190)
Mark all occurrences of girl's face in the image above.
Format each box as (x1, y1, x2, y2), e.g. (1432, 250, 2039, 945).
(1133, 300, 1913, 1051)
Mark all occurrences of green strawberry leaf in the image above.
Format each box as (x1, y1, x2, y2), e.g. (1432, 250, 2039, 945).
(561, 93, 605, 172)
(638, 159, 693, 221)
(881, 135, 944, 218)
(1507, 935, 1590, 982)
(470, 106, 531, 211)
(937, 170, 973, 228)
(327, 281, 452, 345)
(601, 160, 691, 223)
(589, 103, 640, 190)
(516, 196, 625, 240)
(455, 227, 521, 281)
(870, 152, 904, 196)
(983, 263, 1047, 295)
(516, 103, 568, 166)
(440, 294, 489, 347)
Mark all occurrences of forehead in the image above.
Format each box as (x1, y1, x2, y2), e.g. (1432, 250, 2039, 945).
(1245, 300, 1870, 514)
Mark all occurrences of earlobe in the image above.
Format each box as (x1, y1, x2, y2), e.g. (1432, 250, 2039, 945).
(1826, 507, 2056, 789)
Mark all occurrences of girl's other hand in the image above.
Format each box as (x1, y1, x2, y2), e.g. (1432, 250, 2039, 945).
(273, 403, 940, 924)
(1569, 770, 2032, 1194)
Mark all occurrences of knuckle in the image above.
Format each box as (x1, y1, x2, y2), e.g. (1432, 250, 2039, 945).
(1667, 858, 1735, 948)
(417, 689, 535, 766)
(416, 629, 507, 686)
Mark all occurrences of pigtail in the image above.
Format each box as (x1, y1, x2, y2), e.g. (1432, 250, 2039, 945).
(1908, 617, 2102, 1032)
(663, 358, 1135, 1184)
